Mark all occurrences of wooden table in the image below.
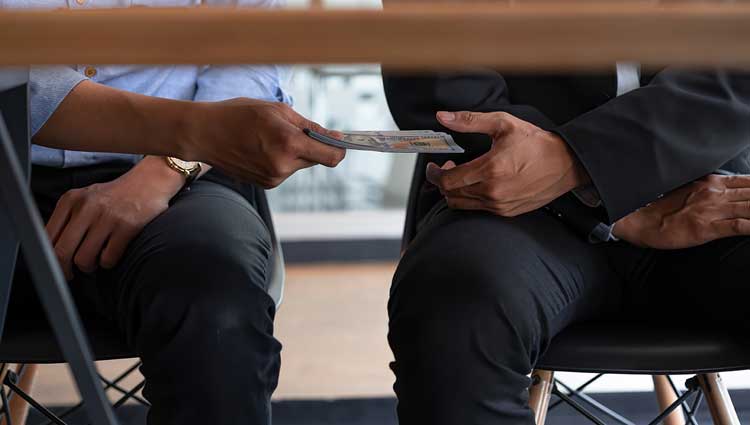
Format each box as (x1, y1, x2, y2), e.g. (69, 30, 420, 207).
(1, 3, 750, 69)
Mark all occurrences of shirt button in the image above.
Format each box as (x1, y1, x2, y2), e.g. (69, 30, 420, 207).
(84, 67, 97, 78)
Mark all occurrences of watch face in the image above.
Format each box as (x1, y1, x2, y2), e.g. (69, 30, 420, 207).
(171, 158, 200, 172)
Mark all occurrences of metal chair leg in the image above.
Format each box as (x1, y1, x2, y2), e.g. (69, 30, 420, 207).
(653, 375, 685, 425)
(697, 373, 740, 425)
(0, 116, 118, 425)
(529, 369, 554, 425)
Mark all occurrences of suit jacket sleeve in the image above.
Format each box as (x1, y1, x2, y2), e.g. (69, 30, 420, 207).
(555, 69, 750, 223)
(383, 71, 606, 240)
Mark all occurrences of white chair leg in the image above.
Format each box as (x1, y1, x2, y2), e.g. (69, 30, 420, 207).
(698, 373, 740, 425)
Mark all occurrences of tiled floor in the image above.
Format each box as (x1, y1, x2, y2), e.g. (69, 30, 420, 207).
(25, 261, 750, 406)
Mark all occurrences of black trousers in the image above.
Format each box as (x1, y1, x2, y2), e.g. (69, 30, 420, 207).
(9, 163, 280, 425)
(389, 200, 750, 425)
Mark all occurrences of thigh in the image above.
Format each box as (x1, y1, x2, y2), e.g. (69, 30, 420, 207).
(89, 179, 273, 341)
(391, 201, 624, 364)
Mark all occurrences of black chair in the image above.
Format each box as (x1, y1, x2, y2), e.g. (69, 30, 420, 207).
(402, 154, 750, 425)
(0, 70, 285, 424)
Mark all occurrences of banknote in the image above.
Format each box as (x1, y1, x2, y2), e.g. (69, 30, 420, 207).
(304, 129, 464, 154)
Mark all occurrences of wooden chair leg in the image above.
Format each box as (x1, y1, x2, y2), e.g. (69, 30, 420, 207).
(653, 375, 685, 425)
(7, 364, 38, 425)
(529, 369, 554, 425)
(697, 373, 740, 425)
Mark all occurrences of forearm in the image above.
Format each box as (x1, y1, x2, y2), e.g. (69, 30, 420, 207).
(555, 69, 750, 223)
(34, 80, 194, 159)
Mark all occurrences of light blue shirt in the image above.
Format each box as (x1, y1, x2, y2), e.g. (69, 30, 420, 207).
(2, 0, 291, 168)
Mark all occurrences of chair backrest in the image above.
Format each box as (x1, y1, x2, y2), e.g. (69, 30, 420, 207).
(0, 68, 30, 340)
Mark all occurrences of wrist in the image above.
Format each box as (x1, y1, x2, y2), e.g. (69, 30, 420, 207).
(122, 156, 186, 200)
(175, 101, 211, 163)
(611, 215, 646, 247)
(544, 131, 591, 192)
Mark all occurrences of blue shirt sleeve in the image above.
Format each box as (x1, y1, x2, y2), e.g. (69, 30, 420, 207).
(194, 0, 292, 104)
(29, 66, 88, 136)
(194, 65, 292, 104)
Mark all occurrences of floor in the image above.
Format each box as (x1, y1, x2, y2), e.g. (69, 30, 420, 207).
(25, 262, 750, 407)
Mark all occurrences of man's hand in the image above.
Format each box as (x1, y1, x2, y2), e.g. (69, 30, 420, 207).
(614, 174, 750, 249)
(182, 98, 345, 188)
(46, 157, 183, 280)
(427, 111, 590, 217)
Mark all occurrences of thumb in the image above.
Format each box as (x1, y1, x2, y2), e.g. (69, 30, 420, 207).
(436, 111, 510, 136)
(442, 160, 456, 170)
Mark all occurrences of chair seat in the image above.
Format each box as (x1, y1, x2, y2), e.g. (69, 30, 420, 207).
(0, 317, 134, 364)
(536, 321, 750, 374)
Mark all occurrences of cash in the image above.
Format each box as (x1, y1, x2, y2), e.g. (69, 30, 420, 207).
(304, 129, 464, 154)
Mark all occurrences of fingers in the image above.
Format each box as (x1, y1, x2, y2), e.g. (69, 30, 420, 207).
(295, 114, 345, 140)
(726, 200, 750, 219)
(721, 174, 750, 189)
(294, 130, 346, 167)
(725, 188, 750, 202)
(46, 195, 74, 244)
(100, 223, 141, 269)
(712, 218, 750, 239)
(73, 218, 112, 273)
(276, 104, 346, 168)
(53, 206, 99, 280)
(436, 111, 512, 136)
(434, 156, 490, 191)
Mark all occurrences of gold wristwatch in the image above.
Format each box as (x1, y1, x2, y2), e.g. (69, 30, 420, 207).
(165, 157, 202, 187)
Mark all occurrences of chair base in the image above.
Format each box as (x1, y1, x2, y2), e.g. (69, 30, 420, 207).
(0, 361, 149, 425)
(529, 370, 740, 425)
(530, 369, 741, 425)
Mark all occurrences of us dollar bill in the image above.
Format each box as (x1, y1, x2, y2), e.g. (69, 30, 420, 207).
(304, 129, 464, 154)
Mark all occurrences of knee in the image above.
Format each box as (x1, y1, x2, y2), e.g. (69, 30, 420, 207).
(134, 206, 275, 339)
(390, 213, 543, 355)
(154, 202, 273, 292)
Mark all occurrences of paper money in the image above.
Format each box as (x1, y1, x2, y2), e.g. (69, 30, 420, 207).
(304, 129, 464, 154)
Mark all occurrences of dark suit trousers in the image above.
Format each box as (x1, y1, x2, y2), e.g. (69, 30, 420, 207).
(389, 200, 750, 425)
(9, 164, 280, 425)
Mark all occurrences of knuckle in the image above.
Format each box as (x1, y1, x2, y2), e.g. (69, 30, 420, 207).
(488, 187, 504, 201)
(73, 253, 94, 272)
(282, 139, 300, 156)
(333, 149, 346, 165)
(461, 111, 476, 124)
(99, 253, 117, 269)
(705, 174, 722, 184)
(54, 246, 69, 264)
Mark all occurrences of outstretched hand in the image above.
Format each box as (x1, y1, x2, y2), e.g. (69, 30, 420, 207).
(184, 99, 346, 188)
(426, 111, 590, 217)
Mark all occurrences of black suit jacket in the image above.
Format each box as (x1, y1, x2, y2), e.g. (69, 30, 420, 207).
(383, 69, 750, 239)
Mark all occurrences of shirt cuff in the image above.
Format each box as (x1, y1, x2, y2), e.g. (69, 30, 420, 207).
(588, 221, 618, 243)
(29, 66, 88, 137)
